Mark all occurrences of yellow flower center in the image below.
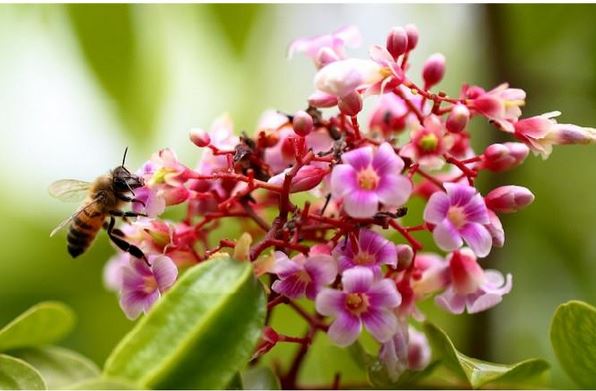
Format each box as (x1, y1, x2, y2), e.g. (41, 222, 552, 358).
(357, 167, 379, 190)
(418, 133, 439, 152)
(345, 293, 369, 315)
(354, 251, 375, 265)
(447, 206, 466, 229)
(149, 167, 169, 186)
(143, 276, 158, 294)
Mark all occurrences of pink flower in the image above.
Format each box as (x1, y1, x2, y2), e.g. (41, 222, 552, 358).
(423, 183, 492, 257)
(333, 229, 397, 275)
(271, 251, 337, 300)
(196, 114, 239, 175)
(400, 115, 454, 170)
(410, 252, 450, 298)
(514, 111, 596, 158)
(331, 142, 412, 218)
(288, 25, 362, 68)
(368, 93, 410, 137)
(316, 267, 401, 346)
(435, 248, 512, 314)
(119, 255, 178, 319)
(464, 83, 525, 132)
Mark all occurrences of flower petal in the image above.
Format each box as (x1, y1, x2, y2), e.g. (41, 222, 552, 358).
(316, 288, 345, 317)
(463, 194, 490, 224)
(467, 293, 503, 314)
(372, 142, 404, 175)
(342, 146, 373, 170)
(305, 255, 338, 286)
(272, 275, 308, 299)
(343, 190, 378, 218)
(342, 266, 374, 293)
(327, 312, 362, 347)
(460, 223, 493, 258)
(423, 191, 450, 224)
(152, 256, 178, 292)
(331, 164, 358, 198)
(120, 289, 159, 320)
(444, 183, 476, 206)
(362, 308, 398, 343)
(376, 174, 412, 207)
(367, 279, 402, 309)
(432, 220, 463, 252)
(272, 251, 302, 277)
(435, 288, 466, 314)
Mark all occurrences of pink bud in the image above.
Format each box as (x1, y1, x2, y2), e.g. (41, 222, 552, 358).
(308, 91, 338, 108)
(268, 165, 327, 193)
(422, 53, 446, 88)
(396, 244, 414, 270)
(292, 110, 314, 137)
(486, 210, 504, 248)
(485, 185, 534, 214)
(386, 26, 408, 60)
(405, 24, 419, 51)
(338, 91, 363, 116)
(482, 142, 529, 172)
(189, 128, 210, 147)
(445, 104, 469, 133)
(449, 249, 484, 295)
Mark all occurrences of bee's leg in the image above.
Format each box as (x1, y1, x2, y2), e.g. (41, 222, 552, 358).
(103, 221, 125, 238)
(109, 210, 147, 218)
(116, 193, 146, 207)
(105, 216, 150, 266)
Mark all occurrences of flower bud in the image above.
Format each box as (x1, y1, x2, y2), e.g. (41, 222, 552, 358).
(308, 91, 338, 108)
(405, 24, 419, 51)
(189, 127, 210, 147)
(485, 185, 534, 213)
(396, 244, 414, 270)
(292, 110, 314, 137)
(422, 53, 446, 88)
(445, 104, 470, 133)
(449, 249, 484, 295)
(485, 210, 504, 248)
(407, 327, 431, 371)
(268, 165, 327, 193)
(482, 142, 529, 172)
(386, 26, 408, 60)
(338, 91, 363, 116)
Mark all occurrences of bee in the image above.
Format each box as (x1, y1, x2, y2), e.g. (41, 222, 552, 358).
(49, 148, 147, 262)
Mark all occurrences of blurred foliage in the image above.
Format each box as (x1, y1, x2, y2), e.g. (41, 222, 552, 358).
(0, 3, 595, 389)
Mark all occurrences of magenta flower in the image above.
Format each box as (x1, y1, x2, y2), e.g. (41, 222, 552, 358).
(400, 115, 454, 170)
(423, 182, 492, 257)
(119, 255, 178, 320)
(333, 228, 397, 275)
(435, 248, 512, 314)
(271, 251, 337, 300)
(331, 142, 412, 218)
(316, 267, 401, 346)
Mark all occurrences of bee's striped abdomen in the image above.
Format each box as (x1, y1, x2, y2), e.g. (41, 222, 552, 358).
(67, 214, 104, 258)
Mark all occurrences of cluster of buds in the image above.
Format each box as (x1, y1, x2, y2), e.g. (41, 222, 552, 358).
(102, 25, 595, 386)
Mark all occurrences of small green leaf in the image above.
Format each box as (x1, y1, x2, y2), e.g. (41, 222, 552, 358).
(550, 300, 596, 388)
(368, 358, 440, 388)
(9, 346, 99, 389)
(65, 377, 138, 390)
(0, 302, 75, 351)
(241, 366, 281, 390)
(104, 255, 267, 389)
(423, 323, 549, 389)
(0, 354, 46, 390)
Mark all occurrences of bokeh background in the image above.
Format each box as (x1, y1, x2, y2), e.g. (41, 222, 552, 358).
(0, 4, 595, 388)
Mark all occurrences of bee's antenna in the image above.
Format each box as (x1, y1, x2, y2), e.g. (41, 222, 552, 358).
(122, 147, 129, 167)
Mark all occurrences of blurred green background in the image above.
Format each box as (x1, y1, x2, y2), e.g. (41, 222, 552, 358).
(0, 4, 594, 388)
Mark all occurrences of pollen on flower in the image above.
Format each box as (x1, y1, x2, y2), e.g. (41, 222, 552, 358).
(345, 292, 369, 314)
(418, 133, 439, 152)
(447, 206, 466, 228)
(357, 167, 380, 190)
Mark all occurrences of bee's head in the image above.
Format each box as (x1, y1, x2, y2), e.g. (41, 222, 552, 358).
(112, 147, 144, 194)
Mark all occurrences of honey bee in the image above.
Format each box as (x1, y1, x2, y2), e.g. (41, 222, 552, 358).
(49, 148, 147, 262)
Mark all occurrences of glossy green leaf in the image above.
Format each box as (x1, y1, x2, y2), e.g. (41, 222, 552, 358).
(104, 255, 267, 389)
(65, 377, 138, 390)
(242, 366, 281, 390)
(424, 323, 549, 389)
(550, 300, 596, 388)
(10, 346, 99, 389)
(0, 302, 75, 351)
(0, 354, 46, 390)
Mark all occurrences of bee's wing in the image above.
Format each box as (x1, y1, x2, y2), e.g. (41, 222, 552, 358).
(49, 199, 98, 237)
(48, 179, 92, 202)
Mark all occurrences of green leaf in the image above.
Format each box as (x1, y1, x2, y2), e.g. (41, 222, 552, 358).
(9, 346, 99, 389)
(423, 323, 549, 389)
(65, 377, 138, 390)
(0, 302, 75, 351)
(0, 354, 46, 390)
(550, 300, 596, 388)
(104, 255, 267, 389)
(241, 366, 281, 390)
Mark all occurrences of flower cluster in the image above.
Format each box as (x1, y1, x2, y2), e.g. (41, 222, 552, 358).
(102, 24, 595, 387)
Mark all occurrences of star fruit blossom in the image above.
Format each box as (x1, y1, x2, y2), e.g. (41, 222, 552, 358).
(331, 142, 412, 218)
(333, 228, 397, 275)
(316, 267, 401, 347)
(423, 183, 492, 257)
